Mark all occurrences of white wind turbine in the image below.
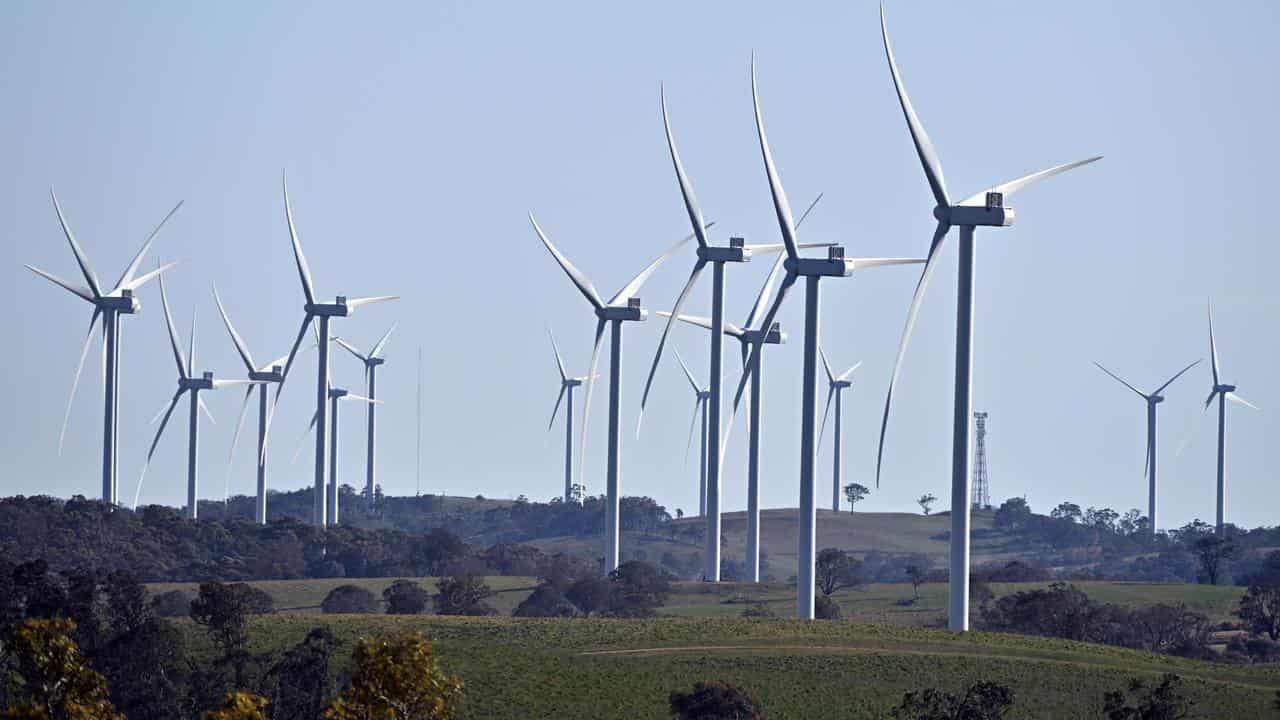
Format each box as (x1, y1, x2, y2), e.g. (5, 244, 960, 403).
(334, 323, 398, 503)
(547, 329, 587, 504)
(532, 215, 690, 573)
(874, 3, 1101, 631)
(657, 196, 822, 582)
(725, 56, 923, 619)
(671, 350, 712, 518)
(817, 348, 860, 512)
(138, 275, 263, 518)
(291, 371, 380, 526)
(271, 176, 398, 527)
(1198, 303, 1258, 536)
(25, 191, 182, 505)
(1093, 358, 1199, 536)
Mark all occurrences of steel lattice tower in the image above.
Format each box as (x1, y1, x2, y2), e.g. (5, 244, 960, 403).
(971, 412, 991, 510)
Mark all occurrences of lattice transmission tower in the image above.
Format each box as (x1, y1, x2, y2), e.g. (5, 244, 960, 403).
(972, 412, 991, 510)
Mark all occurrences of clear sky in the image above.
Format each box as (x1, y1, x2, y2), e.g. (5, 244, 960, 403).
(3, 1, 1277, 530)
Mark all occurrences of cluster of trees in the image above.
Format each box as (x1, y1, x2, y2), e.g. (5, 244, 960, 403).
(0, 559, 466, 719)
(514, 560, 671, 618)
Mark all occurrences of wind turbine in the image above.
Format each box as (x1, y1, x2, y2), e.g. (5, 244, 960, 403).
(292, 379, 379, 526)
(25, 191, 182, 504)
(272, 175, 397, 527)
(1200, 304, 1258, 536)
(657, 195, 823, 582)
(547, 329, 587, 504)
(817, 349, 860, 513)
(138, 276, 262, 519)
(638, 89, 834, 582)
(334, 323, 398, 503)
(531, 215, 690, 574)
(726, 57, 923, 619)
(874, 3, 1101, 631)
(213, 285, 305, 524)
(1093, 358, 1199, 536)
(669, 350, 711, 517)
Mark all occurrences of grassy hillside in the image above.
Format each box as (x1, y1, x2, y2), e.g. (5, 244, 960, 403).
(183, 615, 1279, 719)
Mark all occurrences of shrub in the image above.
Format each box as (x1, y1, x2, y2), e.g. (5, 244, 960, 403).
(1102, 674, 1190, 720)
(669, 681, 763, 720)
(741, 602, 776, 619)
(891, 681, 1014, 720)
(434, 575, 495, 616)
(513, 586, 575, 618)
(383, 580, 430, 615)
(151, 589, 192, 618)
(321, 585, 379, 614)
(815, 595, 841, 620)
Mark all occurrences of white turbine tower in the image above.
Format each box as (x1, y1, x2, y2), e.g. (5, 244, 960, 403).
(531, 214, 690, 573)
(138, 276, 262, 518)
(1093, 358, 1199, 535)
(817, 348, 860, 512)
(671, 350, 711, 517)
(874, 3, 1101, 631)
(334, 323, 398, 503)
(271, 176, 398, 527)
(25, 191, 182, 505)
(293, 377, 380, 526)
(726, 56, 923, 619)
(1199, 304, 1258, 536)
(547, 329, 587, 504)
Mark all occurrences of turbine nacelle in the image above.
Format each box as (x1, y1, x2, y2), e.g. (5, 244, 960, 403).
(562, 377, 584, 389)
(328, 387, 349, 400)
(786, 246, 854, 278)
(306, 297, 351, 317)
(1215, 384, 1237, 394)
(181, 371, 215, 391)
(940, 193, 1015, 228)
(367, 356, 386, 368)
(597, 297, 646, 322)
(832, 380, 853, 390)
(249, 365, 284, 383)
(698, 237, 752, 264)
(744, 321, 785, 346)
(98, 289, 139, 313)
(1149, 395, 1165, 405)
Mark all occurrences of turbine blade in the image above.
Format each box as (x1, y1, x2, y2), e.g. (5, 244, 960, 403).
(1093, 362, 1147, 400)
(875, 220, 951, 487)
(577, 318, 609, 493)
(198, 395, 215, 425)
(685, 396, 701, 465)
(49, 190, 102, 298)
(334, 337, 368, 363)
(751, 54, 800, 261)
(158, 274, 188, 378)
(1207, 302, 1220, 386)
(341, 393, 380, 404)
(724, 270, 798, 455)
(530, 214, 605, 310)
(660, 86, 710, 249)
(58, 309, 101, 454)
(278, 315, 315, 385)
(657, 311, 745, 338)
(1143, 424, 1151, 480)
(838, 361, 862, 383)
(847, 257, 927, 270)
(742, 192, 822, 331)
(959, 156, 1104, 207)
(1175, 399, 1213, 458)
(188, 304, 197, 377)
(674, 349, 702, 395)
(637, 259, 707, 435)
(1204, 389, 1217, 412)
(548, 384, 567, 432)
(820, 347, 835, 384)
(283, 174, 317, 306)
(880, 4, 950, 208)
(609, 231, 695, 306)
(345, 295, 398, 311)
(121, 261, 178, 292)
(1152, 359, 1202, 396)
(211, 379, 263, 389)
(1226, 392, 1259, 411)
(549, 328, 568, 382)
(292, 409, 320, 465)
(369, 322, 397, 358)
(25, 265, 94, 302)
(136, 389, 185, 508)
(225, 385, 254, 504)
(114, 200, 184, 292)
(213, 285, 256, 372)
(817, 385, 836, 452)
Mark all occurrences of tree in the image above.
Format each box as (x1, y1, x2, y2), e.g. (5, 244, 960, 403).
(814, 595, 842, 620)
(1, 618, 124, 720)
(1192, 535, 1237, 585)
(414, 528, 468, 576)
(608, 561, 670, 616)
(1102, 674, 1190, 720)
(1051, 502, 1082, 522)
(434, 575, 495, 616)
(814, 548, 862, 597)
(97, 617, 188, 720)
(383, 580, 430, 615)
(321, 585, 379, 614)
(263, 628, 339, 720)
(669, 681, 763, 720)
(189, 581, 270, 686)
(513, 585, 576, 618)
(905, 564, 926, 602)
(891, 681, 1014, 720)
(564, 576, 611, 618)
(1238, 582, 1280, 641)
(202, 692, 269, 720)
(917, 494, 937, 516)
(994, 497, 1032, 530)
(325, 630, 463, 720)
(842, 483, 869, 511)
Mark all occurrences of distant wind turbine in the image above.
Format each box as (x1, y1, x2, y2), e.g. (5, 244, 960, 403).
(138, 276, 262, 518)
(547, 329, 587, 504)
(335, 323, 398, 503)
(817, 348, 860, 512)
(671, 350, 711, 517)
(725, 56, 922, 619)
(271, 175, 398, 527)
(874, 2, 1101, 631)
(25, 191, 182, 504)
(1199, 304, 1258, 536)
(531, 214, 690, 573)
(293, 379, 379, 526)
(1092, 358, 1199, 535)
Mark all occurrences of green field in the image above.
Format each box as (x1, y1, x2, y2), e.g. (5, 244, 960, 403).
(181, 615, 1279, 719)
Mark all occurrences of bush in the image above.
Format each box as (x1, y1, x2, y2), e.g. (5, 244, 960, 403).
(383, 580, 430, 615)
(513, 586, 576, 618)
(151, 590, 192, 618)
(321, 585, 379, 614)
(607, 561, 670, 617)
(740, 602, 776, 619)
(891, 681, 1014, 719)
(815, 595, 841, 620)
(669, 681, 763, 720)
(434, 575, 495, 616)
(1102, 674, 1190, 720)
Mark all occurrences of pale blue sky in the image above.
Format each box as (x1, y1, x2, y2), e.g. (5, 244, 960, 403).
(3, 1, 1277, 529)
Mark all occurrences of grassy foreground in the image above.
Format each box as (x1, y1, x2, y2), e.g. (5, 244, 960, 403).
(185, 615, 1278, 719)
